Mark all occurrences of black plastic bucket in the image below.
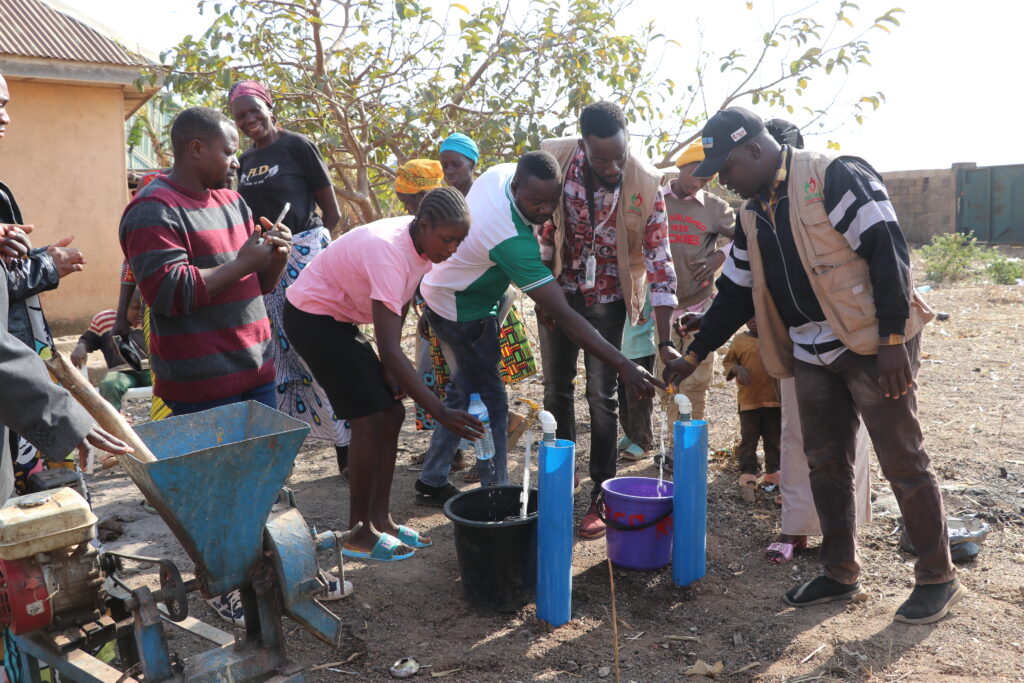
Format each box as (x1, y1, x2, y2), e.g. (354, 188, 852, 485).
(443, 485, 538, 612)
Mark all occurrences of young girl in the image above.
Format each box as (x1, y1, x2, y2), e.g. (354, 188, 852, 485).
(283, 187, 483, 561)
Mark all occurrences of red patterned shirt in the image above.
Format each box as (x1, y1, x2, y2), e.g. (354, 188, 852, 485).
(538, 147, 676, 308)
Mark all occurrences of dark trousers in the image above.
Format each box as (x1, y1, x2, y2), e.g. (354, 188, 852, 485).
(793, 333, 954, 586)
(736, 407, 781, 475)
(617, 354, 655, 451)
(538, 292, 626, 499)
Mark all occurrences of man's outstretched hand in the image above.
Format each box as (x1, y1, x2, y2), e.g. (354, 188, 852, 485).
(77, 425, 133, 469)
(663, 356, 699, 386)
(617, 359, 665, 401)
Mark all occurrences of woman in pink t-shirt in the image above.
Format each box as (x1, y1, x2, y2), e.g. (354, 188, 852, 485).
(284, 187, 483, 561)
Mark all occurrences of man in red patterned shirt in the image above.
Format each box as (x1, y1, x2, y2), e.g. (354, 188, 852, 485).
(538, 102, 679, 540)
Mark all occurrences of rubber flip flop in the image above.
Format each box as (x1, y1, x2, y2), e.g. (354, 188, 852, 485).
(619, 444, 648, 461)
(342, 533, 415, 562)
(766, 537, 808, 564)
(396, 525, 432, 548)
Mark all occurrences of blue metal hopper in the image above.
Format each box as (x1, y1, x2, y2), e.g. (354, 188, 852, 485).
(127, 401, 310, 597)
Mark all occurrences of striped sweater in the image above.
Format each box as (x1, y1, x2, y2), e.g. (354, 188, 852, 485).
(119, 175, 274, 402)
(690, 154, 910, 366)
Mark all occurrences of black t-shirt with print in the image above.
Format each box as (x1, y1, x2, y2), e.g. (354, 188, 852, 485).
(237, 130, 333, 235)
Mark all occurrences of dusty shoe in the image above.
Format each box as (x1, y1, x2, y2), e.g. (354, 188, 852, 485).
(318, 570, 353, 601)
(784, 575, 861, 607)
(894, 579, 965, 624)
(207, 591, 245, 628)
(577, 501, 606, 540)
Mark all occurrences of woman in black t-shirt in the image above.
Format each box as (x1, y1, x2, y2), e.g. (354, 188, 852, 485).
(228, 81, 352, 481)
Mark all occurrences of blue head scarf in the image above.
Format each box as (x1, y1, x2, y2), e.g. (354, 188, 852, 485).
(439, 133, 480, 164)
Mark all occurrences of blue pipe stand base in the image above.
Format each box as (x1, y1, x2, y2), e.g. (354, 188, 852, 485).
(536, 438, 575, 627)
(672, 419, 709, 587)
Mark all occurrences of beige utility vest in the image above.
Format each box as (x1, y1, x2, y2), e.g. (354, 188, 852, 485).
(541, 137, 664, 325)
(740, 148, 934, 378)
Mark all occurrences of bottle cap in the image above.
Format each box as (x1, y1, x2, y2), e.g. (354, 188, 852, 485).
(469, 393, 482, 402)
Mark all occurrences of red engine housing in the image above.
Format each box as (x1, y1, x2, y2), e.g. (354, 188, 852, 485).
(0, 558, 53, 634)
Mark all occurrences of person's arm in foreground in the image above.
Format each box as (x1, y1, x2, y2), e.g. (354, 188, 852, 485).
(371, 300, 483, 440)
(528, 281, 663, 400)
(0, 297, 131, 467)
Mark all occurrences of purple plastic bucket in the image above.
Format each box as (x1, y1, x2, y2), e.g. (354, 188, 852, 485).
(599, 477, 674, 570)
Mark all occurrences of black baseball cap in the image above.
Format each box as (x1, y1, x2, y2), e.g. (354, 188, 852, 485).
(693, 107, 765, 178)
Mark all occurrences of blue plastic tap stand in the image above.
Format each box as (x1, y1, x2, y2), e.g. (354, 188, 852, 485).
(672, 419, 708, 587)
(536, 438, 575, 627)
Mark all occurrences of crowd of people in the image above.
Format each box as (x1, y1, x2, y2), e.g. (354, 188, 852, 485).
(0, 63, 962, 637)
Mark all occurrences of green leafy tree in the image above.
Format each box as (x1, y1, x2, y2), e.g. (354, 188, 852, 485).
(142, 0, 901, 225)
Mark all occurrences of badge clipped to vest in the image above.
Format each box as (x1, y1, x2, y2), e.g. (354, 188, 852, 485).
(584, 253, 597, 289)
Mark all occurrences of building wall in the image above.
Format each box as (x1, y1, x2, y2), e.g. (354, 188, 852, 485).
(881, 167, 957, 245)
(0, 78, 128, 334)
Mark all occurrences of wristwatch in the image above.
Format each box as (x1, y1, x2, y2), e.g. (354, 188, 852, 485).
(658, 340, 676, 349)
(878, 334, 906, 346)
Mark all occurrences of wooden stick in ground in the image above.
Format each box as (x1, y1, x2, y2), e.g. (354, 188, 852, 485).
(44, 350, 158, 463)
(608, 557, 621, 683)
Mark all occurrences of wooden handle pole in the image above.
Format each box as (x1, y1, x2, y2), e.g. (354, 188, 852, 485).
(44, 351, 158, 463)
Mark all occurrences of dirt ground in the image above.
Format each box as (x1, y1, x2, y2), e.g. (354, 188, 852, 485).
(84, 268, 1024, 682)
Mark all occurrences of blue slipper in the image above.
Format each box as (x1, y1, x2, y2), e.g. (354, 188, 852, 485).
(341, 533, 415, 562)
(396, 525, 432, 548)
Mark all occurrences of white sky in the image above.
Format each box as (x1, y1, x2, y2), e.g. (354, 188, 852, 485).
(56, 0, 1020, 172)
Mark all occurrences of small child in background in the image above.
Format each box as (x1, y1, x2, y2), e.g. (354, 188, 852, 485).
(722, 317, 780, 502)
(617, 290, 655, 461)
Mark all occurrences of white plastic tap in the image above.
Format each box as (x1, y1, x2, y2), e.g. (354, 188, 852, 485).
(538, 411, 557, 444)
(674, 394, 692, 424)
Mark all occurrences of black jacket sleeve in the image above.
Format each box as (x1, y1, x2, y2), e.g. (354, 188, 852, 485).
(5, 248, 60, 303)
(824, 158, 912, 336)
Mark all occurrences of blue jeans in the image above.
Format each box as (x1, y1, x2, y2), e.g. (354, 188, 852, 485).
(165, 382, 276, 416)
(420, 309, 509, 487)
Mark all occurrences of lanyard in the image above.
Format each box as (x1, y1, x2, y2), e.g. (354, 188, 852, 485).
(583, 167, 621, 255)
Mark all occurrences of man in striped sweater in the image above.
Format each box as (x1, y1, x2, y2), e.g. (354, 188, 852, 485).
(120, 107, 292, 627)
(120, 107, 291, 416)
(664, 108, 959, 625)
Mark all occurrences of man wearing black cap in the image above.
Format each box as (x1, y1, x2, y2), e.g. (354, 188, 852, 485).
(664, 107, 961, 625)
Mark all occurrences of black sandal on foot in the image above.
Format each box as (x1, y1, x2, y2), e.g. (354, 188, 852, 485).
(784, 575, 861, 607)
(414, 480, 459, 508)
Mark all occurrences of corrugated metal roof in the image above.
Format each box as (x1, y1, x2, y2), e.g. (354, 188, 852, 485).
(0, 0, 140, 66)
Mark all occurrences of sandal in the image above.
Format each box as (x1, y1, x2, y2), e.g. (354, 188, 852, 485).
(342, 533, 415, 562)
(619, 443, 648, 462)
(396, 525, 432, 548)
(415, 480, 459, 507)
(762, 471, 781, 487)
(766, 536, 808, 564)
(463, 463, 480, 484)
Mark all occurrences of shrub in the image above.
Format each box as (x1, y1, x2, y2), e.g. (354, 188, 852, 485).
(920, 233, 985, 283)
(985, 255, 1024, 285)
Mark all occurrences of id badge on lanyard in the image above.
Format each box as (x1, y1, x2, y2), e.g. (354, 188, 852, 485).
(584, 184, 620, 290)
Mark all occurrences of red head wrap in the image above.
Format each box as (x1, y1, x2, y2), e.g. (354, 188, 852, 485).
(229, 80, 273, 108)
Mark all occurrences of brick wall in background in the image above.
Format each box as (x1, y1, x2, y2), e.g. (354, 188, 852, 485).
(881, 167, 958, 245)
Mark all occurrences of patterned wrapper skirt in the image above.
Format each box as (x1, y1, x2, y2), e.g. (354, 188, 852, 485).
(263, 227, 351, 446)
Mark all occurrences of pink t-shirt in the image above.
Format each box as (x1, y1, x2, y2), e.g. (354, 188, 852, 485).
(286, 216, 431, 324)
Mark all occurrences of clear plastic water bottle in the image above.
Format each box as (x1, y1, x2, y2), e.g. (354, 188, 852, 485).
(467, 393, 495, 460)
